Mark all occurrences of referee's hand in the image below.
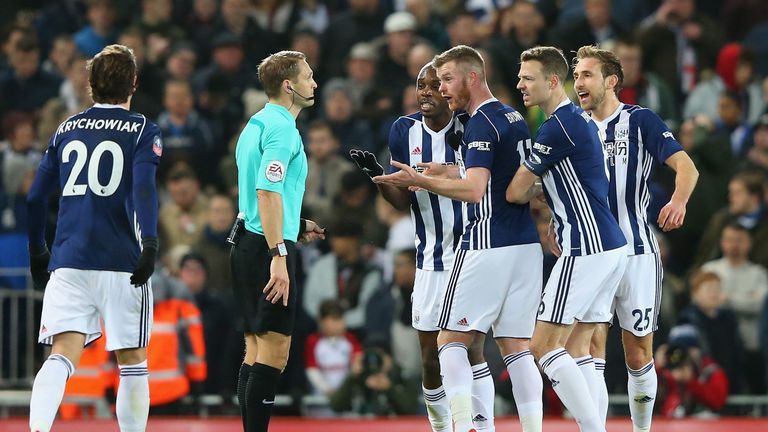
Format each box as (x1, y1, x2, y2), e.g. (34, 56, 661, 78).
(264, 257, 290, 306)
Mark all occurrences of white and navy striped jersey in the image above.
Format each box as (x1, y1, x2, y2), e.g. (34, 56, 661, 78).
(523, 100, 626, 256)
(593, 103, 684, 255)
(456, 99, 539, 250)
(389, 113, 464, 271)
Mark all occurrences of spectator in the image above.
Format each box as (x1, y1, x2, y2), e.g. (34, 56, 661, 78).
(694, 171, 768, 269)
(0, 111, 40, 232)
(405, 0, 449, 50)
(73, 0, 118, 57)
(365, 248, 421, 380)
(303, 220, 383, 334)
(485, 0, 547, 114)
(0, 25, 29, 74)
(157, 78, 215, 186)
(159, 164, 209, 251)
(37, 55, 92, 143)
(376, 194, 413, 255)
(331, 170, 388, 247)
(614, 35, 679, 128)
(638, 0, 724, 102)
(295, 0, 330, 35)
(329, 340, 419, 415)
(744, 114, 768, 174)
(212, 0, 271, 66)
(182, 0, 219, 66)
(338, 42, 378, 112)
(303, 120, 355, 225)
(290, 29, 323, 87)
(192, 194, 236, 293)
(712, 90, 752, 158)
(405, 43, 436, 82)
(656, 232, 688, 339)
(548, 0, 625, 65)
(42, 34, 75, 78)
(321, 0, 385, 79)
(132, 0, 186, 64)
(684, 44, 765, 126)
(701, 222, 768, 393)
(0, 33, 62, 116)
(191, 33, 256, 116)
(164, 43, 197, 82)
(146, 269, 207, 414)
(373, 12, 419, 96)
(178, 253, 234, 399)
(305, 299, 363, 397)
(655, 324, 729, 417)
(117, 29, 163, 119)
(678, 271, 743, 392)
(321, 80, 376, 155)
(446, 11, 481, 48)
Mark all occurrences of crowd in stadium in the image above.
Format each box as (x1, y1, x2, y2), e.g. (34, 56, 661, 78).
(2, 0, 768, 419)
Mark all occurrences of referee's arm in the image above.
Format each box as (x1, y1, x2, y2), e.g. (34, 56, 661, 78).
(257, 189, 290, 306)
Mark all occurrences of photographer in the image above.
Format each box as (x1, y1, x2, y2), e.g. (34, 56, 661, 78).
(329, 340, 418, 416)
(655, 324, 729, 417)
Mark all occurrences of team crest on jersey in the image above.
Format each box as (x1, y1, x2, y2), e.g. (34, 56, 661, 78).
(152, 135, 163, 156)
(265, 161, 286, 182)
(662, 131, 675, 139)
(615, 127, 628, 140)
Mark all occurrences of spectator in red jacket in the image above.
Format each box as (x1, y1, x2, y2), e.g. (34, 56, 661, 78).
(655, 324, 729, 417)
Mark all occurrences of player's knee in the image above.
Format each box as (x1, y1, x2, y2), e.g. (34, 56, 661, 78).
(624, 343, 653, 369)
(115, 348, 147, 366)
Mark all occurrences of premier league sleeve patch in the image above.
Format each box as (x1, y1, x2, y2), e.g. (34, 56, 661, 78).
(265, 160, 286, 182)
(152, 135, 163, 157)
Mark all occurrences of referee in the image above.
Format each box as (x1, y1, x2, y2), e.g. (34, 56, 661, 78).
(231, 50, 325, 432)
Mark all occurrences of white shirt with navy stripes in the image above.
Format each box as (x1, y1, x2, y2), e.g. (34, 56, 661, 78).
(455, 98, 539, 250)
(388, 112, 464, 271)
(523, 99, 626, 256)
(592, 103, 684, 256)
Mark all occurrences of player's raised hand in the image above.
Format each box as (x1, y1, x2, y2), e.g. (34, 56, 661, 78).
(28, 245, 51, 290)
(545, 218, 562, 257)
(130, 237, 158, 286)
(349, 149, 384, 178)
(657, 199, 686, 232)
(372, 160, 424, 188)
(264, 257, 290, 306)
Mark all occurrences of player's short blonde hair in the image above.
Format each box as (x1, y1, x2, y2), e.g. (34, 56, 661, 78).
(433, 45, 485, 78)
(574, 45, 624, 90)
(520, 46, 569, 84)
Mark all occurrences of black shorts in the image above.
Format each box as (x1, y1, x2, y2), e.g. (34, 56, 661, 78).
(230, 231, 297, 336)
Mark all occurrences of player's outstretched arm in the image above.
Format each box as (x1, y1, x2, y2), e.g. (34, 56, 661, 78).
(506, 165, 539, 204)
(375, 161, 489, 203)
(657, 151, 699, 232)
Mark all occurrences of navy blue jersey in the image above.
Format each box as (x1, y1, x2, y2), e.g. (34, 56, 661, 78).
(27, 104, 161, 272)
(388, 113, 464, 271)
(457, 99, 539, 250)
(523, 100, 625, 256)
(594, 104, 684, 255)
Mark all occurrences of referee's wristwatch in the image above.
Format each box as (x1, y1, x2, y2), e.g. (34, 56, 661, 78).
(269, 242, 288, 257)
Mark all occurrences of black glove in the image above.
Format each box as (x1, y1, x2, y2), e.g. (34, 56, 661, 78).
(349, 149, 384, 178)
(130, 237, 158, 286)
(29, 245, 51, 290)
(446, 130, 463, 151)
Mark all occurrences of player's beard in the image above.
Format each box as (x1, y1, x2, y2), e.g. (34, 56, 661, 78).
(584, 86, 606, 112)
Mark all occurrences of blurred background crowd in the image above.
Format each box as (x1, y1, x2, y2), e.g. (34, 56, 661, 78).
(1, 0, 768, 420)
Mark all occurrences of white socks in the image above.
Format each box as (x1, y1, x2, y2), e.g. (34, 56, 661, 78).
(628, 360, 657, 432)
(574, 355, 605, 423)
(29, 353, 74, 432)
(539, 349, 604, 432)
(504, 350, 543, 432)
(117, 360, 150, 432)
(423, 385, 451, 432)
(438, 342, 474, 432)
(471, 362, 495, 431)
(593, 358, 608, 424)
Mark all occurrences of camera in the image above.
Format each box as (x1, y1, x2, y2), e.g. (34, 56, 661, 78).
(361, 348, 385, 377)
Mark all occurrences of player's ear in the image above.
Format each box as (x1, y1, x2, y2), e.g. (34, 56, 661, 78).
(283, 80, 292, 95)
(607, 74, 619, 91)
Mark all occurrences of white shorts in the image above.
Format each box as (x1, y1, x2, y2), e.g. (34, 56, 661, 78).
(38, 268, 153, 351)
(612, 253, 663, 336)
(411, 268, 451, 332)
(538, 246, 627, 325)
(437, 243, 543, 338)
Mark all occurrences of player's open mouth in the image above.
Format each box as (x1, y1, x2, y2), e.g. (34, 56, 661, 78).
(420, 100, 435, 110)
(577, 91, 589, 103)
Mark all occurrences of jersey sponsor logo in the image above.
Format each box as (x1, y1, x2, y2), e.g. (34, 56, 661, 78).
(533, 142, 552, 154)
(604, 141, 628, 166)
(504, 111, 524, 123)
(411, 146, 422, 155)
(152, 135, 163, 156)
(662, 131, 675, 139)
(467, 141, 491, 151)
(265, 160, 286, 182)
(457, 317, 469, 326)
